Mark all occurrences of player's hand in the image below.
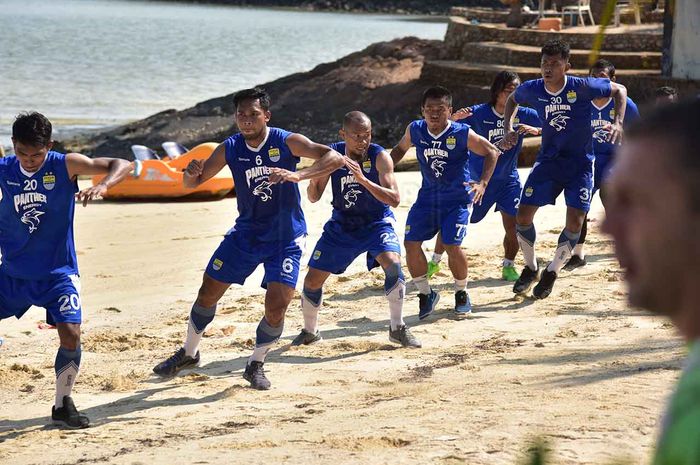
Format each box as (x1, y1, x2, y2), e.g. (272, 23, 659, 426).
(607, 122, 624, 144)
(451, 107, 473, 121)
(498, 130, 518, 151)
(269, 168, 300, 184)
(465, 180, 487, 205)
(517, 124, 540, 136)
(344, 157, 367, 184)
(76, 183, 108, 207)
(184, 159, 204, 178)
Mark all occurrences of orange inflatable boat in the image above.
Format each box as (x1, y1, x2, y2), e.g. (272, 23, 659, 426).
(92, 143, 234, 200)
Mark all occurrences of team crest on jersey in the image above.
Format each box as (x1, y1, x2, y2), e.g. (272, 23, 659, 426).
(212, 258, 223, 271)
(566, 90, 577, 103)
(513, 117, 520, 124)
(42, 173, 56, 191)
(609, 109, 616, 119)
(312, 250, 322, 260)
(268, 147, 281, 163)
(253, 180, 273, 202)
(446, 136, 456, 150)
(525, 186, 534, 198)
(21, 208, 45, 233)
(362, 160, 372, 173)
(343, 187, 362, 208)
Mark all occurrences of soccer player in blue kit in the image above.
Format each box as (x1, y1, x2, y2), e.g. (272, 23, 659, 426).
(153, 88, 343, 390)
(292, 111, 421, 348)
(391, 86, 500, 318)
(564, 59, 640, 270)
(502, 40, 628, 299)
(1, 112, 131, 428)
(428, 71, 542, 282)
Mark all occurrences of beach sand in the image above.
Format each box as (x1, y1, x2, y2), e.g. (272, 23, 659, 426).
(0, 170, 684, 465)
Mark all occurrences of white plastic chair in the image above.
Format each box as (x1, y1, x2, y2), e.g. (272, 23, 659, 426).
(130, 144, 160, 161)
(562, 0, 595, 26)
(614, 0, 642, 27)
(161, 141, 189, 159)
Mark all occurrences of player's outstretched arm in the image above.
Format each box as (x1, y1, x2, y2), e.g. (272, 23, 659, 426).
(389, 124, 412, 166)
(608, 82, 628, 144)
(501, 92, 520, 150)
(466, 131, 500, 205)
(66, 153, 131, 207)
(307, 174, 331, 203)
(345, 150, 400, 208)
(183, 143, 227, 189)
(272, 133, 343, 184)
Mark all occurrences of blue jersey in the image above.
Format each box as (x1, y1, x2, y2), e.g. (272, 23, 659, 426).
(514, 75, 611, 162)
(328, 142, 393, 229)
(410, 120, 471, 202)
(224, 127, 306, 243)
(591, 96, 640, 157)
(464, 103, 541, 181)
(0, 152, 79, 279)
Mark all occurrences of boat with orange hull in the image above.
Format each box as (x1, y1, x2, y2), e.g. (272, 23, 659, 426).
(92, 143, 234, 199)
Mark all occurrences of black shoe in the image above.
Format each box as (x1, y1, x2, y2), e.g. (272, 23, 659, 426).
(243, 361, 271, 390)
(513, 266, 539, 294)
(389, 325, 422, 348)
(291, 329, 322, 346)
(418, 289, 440, 320)
(153, 347, 200, 377)
(52, 396, 89, 429)
(533, 267, 558, 299)
(563, 255, 587, 271)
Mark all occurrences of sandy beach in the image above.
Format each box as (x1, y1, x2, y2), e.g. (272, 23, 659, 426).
(0, 170, 685, 465)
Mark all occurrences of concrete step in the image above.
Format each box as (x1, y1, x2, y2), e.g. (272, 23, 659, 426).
(459, 41, 660, 70)
(445, 17, 662, 54)
(449, 6, 665, 25)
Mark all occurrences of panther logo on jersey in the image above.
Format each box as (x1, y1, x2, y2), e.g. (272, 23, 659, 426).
(343, 188, 362, 208)
(593, 128, 610, 144)
(253, 180, 273, 202)
(20, 208, 45, 233)
(549, 114, 570, 132)
(431, 159, 447, 178)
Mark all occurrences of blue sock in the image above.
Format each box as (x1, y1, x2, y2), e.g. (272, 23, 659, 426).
(383, 262, 404, 294)
(303, 287, 322, 306)
(250, 317, 284, 363)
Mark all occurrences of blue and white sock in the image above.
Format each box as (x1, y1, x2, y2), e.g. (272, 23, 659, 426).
(249, 317, 283, 364)
(384, 263, 405, 331)
(516, 223, 538, 270)
(301, 287, 322, 334)
(547, 229, 581, 273)
(184, 303, 216, 357)
(55, 346, 81, 408)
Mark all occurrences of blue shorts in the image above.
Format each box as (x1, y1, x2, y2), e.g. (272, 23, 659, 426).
(0, 271, 82, 325)
(405, 197, 471, 246)
(309, 218, 401, 274)
(593, 153, 613, 194)
(470, 177, 522, 224)
(205, 230, 305, 289)
(520, 157, 593, 212)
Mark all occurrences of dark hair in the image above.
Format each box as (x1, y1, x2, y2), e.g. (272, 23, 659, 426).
(233, 87, 271, 111)
(12, 112, 52, 147)
(541, 39, 570, 60)
(591, 59, 616, 79)
(421, 86, 452, 107)
(343, 111, 371, 128)
(655, 86, 678, 98)
(627, 98, 700, 210)
(489, 71, 520, 107)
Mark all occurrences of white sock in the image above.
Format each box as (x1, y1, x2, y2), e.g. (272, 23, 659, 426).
(573, 244, 585, 259)
(184, 318, 203, 357)
(431, 253, 443, 264)
(386, 279, 406, 331)
(249, 344, 274, 363)
(516, 224, 538, 270)
(502, 259, 515, 268)
(454, 278, 467, 293)
(413, 274, 431, 295)
(55, 347, 81, 408)
(547, 229, 580, 274)
(184, 304, 216, 357)
(301, 292, 321, 333)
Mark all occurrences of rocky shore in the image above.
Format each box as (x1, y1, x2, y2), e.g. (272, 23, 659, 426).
(63, 37, 464, 158)
(147, 0, 503, 16)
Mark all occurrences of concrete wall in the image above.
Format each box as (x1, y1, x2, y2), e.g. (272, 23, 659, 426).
(671, 0, 700, 80)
